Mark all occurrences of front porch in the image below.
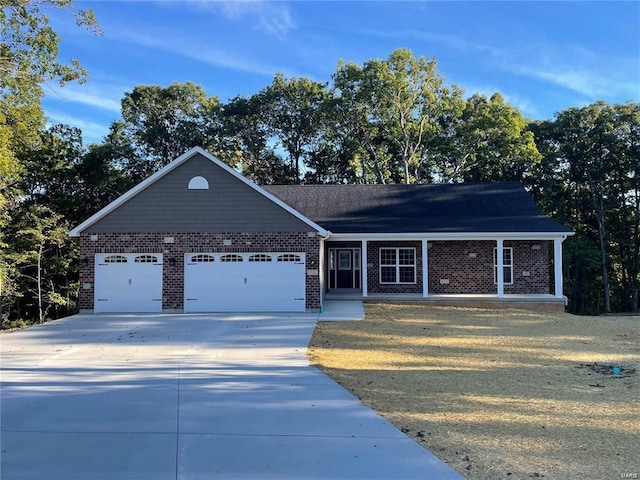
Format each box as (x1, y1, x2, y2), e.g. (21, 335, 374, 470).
(324, 291, 567, 312)
(323, 235, 569, 313)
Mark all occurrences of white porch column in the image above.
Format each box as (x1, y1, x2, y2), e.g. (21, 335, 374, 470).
(422, 239, 429, 297)
(362, 240, 368, 297)
(554, 238, 564, 298)
(496, 239, 504, 298)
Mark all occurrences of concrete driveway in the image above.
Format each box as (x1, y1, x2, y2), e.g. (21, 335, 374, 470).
(1, 313, 463, 479)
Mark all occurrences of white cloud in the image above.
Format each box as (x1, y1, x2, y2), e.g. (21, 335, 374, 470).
(161, 0, 295, 39)
(509, 61, 639, 101)
(43, 82, 124, 113)
(116, 27, 281, 77)
(216, 1, 294, 39)
(414, 31, 635, 100)
(353, 27, 511, 62)
(358, 26, 638, 102)
(495, 41, 639, 101)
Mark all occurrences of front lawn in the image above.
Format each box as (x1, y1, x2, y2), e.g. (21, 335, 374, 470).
(308, 304, 639, 480)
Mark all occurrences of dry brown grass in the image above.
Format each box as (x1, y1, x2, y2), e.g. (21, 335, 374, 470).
(308, 304, 640, 480)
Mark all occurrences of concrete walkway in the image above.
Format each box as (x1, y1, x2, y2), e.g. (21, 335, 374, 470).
(1, 313, 463, 479)
(319, 300, 365, 321)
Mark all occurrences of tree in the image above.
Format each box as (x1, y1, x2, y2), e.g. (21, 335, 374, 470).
(333, 60, 395, 184)
(333, 49, 464, 184)
(221, 94, 292, 184)
(257, 73, 332, 183)
(18, 124, 83, 209)
(71, 140, 134, 219)
(0, 0, 99, 184)
(8, 204, 74, 324)
(605, 103, 640, 311)
(430, 93, 540, 183)
(529, 101, 640, 313)
(1, 0, 99, 324)
(118, 82, 222, 175)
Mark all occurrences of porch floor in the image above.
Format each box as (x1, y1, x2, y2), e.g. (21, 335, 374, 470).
(324, 291, 566, 312)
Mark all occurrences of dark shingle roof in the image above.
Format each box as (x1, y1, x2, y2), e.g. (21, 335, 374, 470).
(263, 182, 571, 234)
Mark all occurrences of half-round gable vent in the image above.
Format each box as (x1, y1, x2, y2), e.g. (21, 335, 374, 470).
(188, 176, 209, 190)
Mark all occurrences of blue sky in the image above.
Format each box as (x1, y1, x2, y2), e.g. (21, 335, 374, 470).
(44, 1, 640, 144)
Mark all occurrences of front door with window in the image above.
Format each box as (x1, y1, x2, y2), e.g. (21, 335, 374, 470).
(337, 250, 353, 288)
(329, 248, 361, 289)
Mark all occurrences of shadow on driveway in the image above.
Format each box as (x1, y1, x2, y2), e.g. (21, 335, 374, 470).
(1, 313, 463, 479)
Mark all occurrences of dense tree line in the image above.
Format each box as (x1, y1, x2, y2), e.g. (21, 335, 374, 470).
(1, 2, 638, 326)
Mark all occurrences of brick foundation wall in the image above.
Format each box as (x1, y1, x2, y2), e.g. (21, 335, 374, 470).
(79, 232, 321, 311)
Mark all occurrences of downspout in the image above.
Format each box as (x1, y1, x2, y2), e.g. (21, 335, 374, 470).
(554, 235, 568, 305)
(318, 231, 332, 313)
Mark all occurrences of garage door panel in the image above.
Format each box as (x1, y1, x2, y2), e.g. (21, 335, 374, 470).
(94, 254, 163, 313)
(184, 257, 245, 312)
(184, 253, 305, 312)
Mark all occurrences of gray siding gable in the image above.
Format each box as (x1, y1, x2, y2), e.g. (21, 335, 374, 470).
(85, 153, 311, 233)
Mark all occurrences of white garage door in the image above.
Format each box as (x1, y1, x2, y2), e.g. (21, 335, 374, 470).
(184, 252, 305, 312)
(94, 254, 163, 313)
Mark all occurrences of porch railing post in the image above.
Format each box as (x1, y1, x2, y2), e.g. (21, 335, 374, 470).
(497, 239, 504, 298)
(422, 239, 428, 297)
(554, 238, 564, 299)
(362, 240, 368, 297)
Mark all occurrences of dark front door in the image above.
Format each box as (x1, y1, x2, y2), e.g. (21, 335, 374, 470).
(336, 250, 354, 288)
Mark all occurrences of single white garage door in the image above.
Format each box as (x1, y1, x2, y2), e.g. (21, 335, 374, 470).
(184, 252, 305, 312)
(94, 253, 163, 313)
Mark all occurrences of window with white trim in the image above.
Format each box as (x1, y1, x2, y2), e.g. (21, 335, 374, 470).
(380, 248, 416, 284)
(494, 247, 514, 284)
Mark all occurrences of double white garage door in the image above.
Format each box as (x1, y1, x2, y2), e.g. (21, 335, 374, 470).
(94, 252, 305, 313)
(184, 252, 305, 312)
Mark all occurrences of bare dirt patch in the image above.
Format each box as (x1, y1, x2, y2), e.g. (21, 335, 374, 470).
(308, 304, 639, 480)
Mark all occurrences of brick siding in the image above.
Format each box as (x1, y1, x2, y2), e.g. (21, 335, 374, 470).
(427, 240, 549, 294)
(79, 232, 321, 311)
(324, 240, 549, 295)
(367, 241, 423, 294)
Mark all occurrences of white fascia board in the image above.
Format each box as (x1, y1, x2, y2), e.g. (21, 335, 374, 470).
(328, 232, 574, 241)
(68, 146, 328, 237)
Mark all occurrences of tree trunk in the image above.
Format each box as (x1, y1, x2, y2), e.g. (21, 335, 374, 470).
(587, 169, 611, 314)
(403, 158, 410, 185)
(632, 185, 640, 312)
(594, 194, 611, 313)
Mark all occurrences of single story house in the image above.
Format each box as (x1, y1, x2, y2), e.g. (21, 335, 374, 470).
(69, 147, 574, 313)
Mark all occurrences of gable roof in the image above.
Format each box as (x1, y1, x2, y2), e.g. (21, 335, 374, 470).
(263, 182, 572, 235)
(68, 147, 328, 237)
